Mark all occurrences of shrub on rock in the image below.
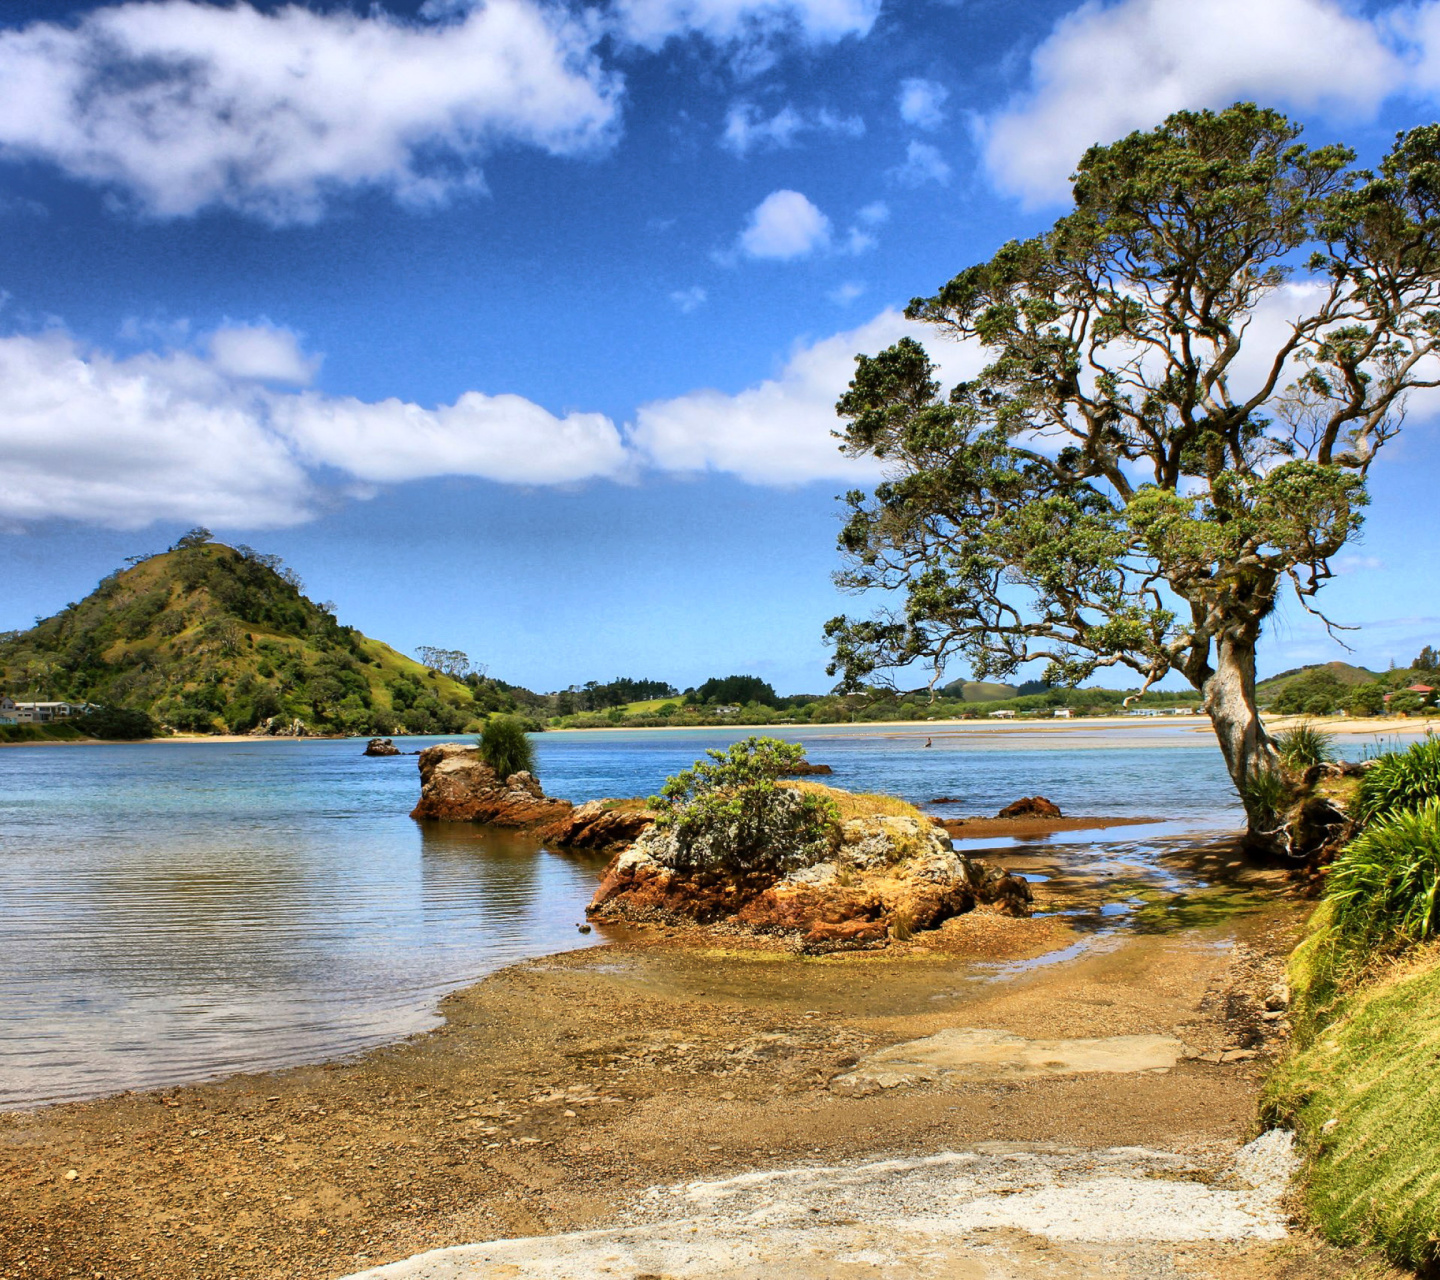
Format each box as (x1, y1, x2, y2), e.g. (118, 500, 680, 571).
(478, 714, 536, 780)
(649, 736, 840, 877)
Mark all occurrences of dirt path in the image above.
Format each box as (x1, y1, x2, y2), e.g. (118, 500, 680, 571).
(0, 844, 1398, 1280)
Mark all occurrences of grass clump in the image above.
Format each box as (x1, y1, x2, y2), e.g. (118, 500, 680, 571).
(1328, 799, 1440, 953)
(779, 780, 928, 824)
(1356, 735, 1440, 822)
(1274, 721, 1337, 771)
(1262, 946, 1440, 1275)
(478, 714, 537, 780)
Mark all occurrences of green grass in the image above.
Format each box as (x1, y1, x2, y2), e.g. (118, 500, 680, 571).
(1275, 721, 1338, 771)
(1262, 946, 1440, 1275)
(0, 722, 89, 743)
(1328, 800, 1440, 952)
(1356, 736, 1440, 822)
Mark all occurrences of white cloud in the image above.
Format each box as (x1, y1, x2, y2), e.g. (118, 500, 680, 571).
(891, 140, 951, 187)
(0, 323, 629, 529)
(629, 308, 986, 483)
(984, 0, 1400, 206)
(720, 102, 864, 155)
(275, 391, 627, 487)
(0, 0, 621, 223)
(208, 325, 318, 385)
(0, 331, 315, 529)
(897, 77, 948, 130)
(828, 280, 866, 304)
(670, 286, 708, 312)
(855, 200, 889, 226)
(614, 0, 880, 52)
(737, 189, 831, 259)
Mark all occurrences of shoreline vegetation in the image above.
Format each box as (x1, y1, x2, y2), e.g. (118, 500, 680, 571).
(6, 537, 1440, 750)
(1, 711, 1432, 748)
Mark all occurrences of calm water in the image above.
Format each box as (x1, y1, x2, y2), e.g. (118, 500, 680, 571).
(0, 721, 1387, 1110)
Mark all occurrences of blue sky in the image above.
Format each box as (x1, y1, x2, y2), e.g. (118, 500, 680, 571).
(2, 0, 1439, 694)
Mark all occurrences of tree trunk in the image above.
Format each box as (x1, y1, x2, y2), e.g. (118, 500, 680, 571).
(1201, 631, 1282, 844)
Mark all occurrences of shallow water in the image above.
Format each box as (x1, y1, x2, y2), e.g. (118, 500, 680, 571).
(0, 722, 1394, 1109)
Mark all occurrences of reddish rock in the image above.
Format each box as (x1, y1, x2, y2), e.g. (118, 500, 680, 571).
(409, 744, 572, 826)
(996, 795, 1062, 820)
(537, 800, 655, 853)
(777, 762, 834, 776)
(587, 811, 980, 940)
(363, 737, 400, 757)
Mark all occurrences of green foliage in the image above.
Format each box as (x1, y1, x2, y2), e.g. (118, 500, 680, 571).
(0, 542, 497, 737)
(825, 104, 1440, 822)
(478, 715, 537, 780)
(1271, 668, 1347, 715)
(1274, 722, 1337, 771)
(1356, 736, 1440, 822)
(688, 675, 779, 707)
(76, 706, 156, 740)
(650, 737, 839, 876)
(1327, 800, 1440, 952)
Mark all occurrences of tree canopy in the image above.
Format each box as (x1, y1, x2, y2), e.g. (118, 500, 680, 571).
(826, 104, 1440, 836)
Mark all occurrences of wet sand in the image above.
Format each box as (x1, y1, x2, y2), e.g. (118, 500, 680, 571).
(0, 838, 1391, 1280)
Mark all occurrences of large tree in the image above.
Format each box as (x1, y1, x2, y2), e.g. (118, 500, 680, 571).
(826, 104, 1440, 846)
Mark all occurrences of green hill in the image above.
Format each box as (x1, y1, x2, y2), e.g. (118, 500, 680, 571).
(0, 538, 516, 737)
(1256, 661, 1381, 698)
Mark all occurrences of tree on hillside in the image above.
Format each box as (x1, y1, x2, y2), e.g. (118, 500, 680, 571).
(826, 104, 1440, 846)
(689, 675, 779, 707)
(1415, 645, 1439, 672)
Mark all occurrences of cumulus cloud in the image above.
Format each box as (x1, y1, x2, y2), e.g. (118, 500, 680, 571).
(0, 0, 621, 223)
(208, 325, 319, 385)
(614, 0, 880, 53)
(0, 323, 629, 529)
(720, 102, 864, 155)
(628, 308, 985, 483)
(737, 189, 832, 259)
(891, 140, 951, 187)
(897, 78, 948, 130)
(984, 0, 1400, 206)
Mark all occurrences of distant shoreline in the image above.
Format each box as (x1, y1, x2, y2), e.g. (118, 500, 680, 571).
(0, 711, 1428, 749)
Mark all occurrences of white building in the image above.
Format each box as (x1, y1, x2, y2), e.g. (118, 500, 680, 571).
(0, 697, 89, 724)
(1052, 707, 1073, 718)
(989, 708, 1017, 719)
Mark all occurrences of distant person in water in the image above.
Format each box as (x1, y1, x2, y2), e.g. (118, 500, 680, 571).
(925, 737, 932, 748)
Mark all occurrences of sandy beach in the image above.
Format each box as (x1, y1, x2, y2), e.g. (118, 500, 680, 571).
(0, 835, 1398, 1280)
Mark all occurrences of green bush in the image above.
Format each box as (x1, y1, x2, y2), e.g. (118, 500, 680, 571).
(1327, 799, 1440, 954)
(1274, 721, 1336, 771)
(1356, 736, 1440, 821)
(478, 714, 536, 780)
(650, 736, 839, 876)
(76, 707, 157, 740)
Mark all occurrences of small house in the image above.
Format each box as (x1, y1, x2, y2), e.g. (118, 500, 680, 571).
(989, 709, 1016, 719)
(1052, 707, 1073, 718)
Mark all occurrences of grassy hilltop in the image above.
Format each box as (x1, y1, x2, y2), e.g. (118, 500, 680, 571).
(0, 539, 520, 738)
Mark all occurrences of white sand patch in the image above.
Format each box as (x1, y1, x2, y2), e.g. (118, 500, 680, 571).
(342, 1134, 1297, 1279)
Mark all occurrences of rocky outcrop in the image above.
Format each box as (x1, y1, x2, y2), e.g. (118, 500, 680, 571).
(974, 864, 1035, 917)
(997, 795, 1062, 819)
(537, 800, 655, 853)
(364, 737, 401, 757)
(777, 762, 834, 776)
(587, 812, 980, 944)
(410, 744, 572, 826)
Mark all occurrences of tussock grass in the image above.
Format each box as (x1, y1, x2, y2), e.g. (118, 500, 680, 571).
(1329, 799, 1440, 952)
(1274, 721, 1337, 771)
(1263, 945, 1440, 1275)
(1356, 735, 1440, 822)
(779, 780, 927, 824)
